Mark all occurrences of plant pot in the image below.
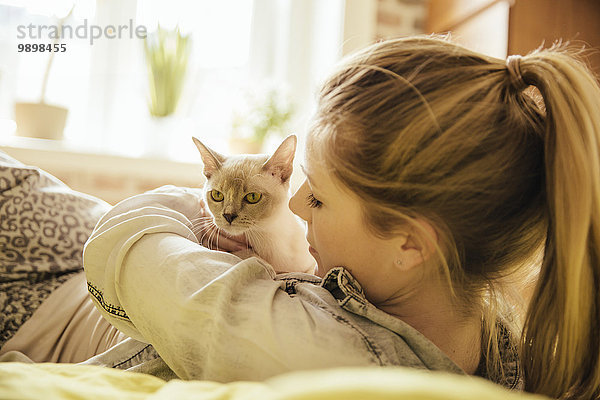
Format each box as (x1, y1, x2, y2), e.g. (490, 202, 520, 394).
(145, 115, 178, 157)
(14, 102, 68, 140)
(228, 137, 263, 154)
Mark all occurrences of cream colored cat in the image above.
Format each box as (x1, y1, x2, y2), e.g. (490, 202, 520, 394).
(192, 135, 315, 274)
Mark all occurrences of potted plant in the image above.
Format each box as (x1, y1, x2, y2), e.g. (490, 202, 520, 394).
(14, 7, 73, 140)
(144, 25, 190, 117)
(143, 25, 190, 155)
(229, 87, 294, 154)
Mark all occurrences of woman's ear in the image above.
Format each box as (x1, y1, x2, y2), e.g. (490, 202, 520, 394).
(394, 218, 438, 271)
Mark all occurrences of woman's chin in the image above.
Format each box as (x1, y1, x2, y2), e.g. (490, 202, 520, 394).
(314, 261, 327, 278)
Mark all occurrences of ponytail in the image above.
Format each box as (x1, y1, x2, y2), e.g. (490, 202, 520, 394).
(520, 47, 600, 399)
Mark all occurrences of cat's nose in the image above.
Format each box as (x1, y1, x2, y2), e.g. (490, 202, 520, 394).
(222, 213, 238, 224)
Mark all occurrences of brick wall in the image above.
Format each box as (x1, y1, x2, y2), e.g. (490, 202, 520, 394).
(375, 0, 427, 39)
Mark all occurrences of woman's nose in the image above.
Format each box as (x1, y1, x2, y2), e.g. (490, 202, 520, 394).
(289, 181, 310, 222)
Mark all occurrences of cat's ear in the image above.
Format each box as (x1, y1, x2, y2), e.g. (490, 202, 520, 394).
(262, 135, 296, 183)
(192, 137, 225, 179)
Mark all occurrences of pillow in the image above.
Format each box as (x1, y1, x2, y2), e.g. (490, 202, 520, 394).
(0, 151, 110, 347)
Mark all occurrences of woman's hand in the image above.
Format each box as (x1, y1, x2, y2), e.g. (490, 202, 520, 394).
(190, 198, 251, 253)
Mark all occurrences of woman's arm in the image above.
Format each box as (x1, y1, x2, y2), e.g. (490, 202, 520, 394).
(83, 186, 377, 381)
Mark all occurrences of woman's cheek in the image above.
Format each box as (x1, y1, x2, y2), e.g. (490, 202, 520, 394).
(313, 218, 334, 264)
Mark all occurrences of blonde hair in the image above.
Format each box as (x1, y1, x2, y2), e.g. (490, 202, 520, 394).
(310, 36, 600, 399)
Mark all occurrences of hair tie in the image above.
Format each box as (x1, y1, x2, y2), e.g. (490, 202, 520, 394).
(506, 55, 528, 91)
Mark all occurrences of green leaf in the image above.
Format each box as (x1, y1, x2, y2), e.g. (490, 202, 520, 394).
(144, 25, 191, 117)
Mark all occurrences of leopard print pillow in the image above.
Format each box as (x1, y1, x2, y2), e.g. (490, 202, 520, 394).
(0, 151, 110, 347)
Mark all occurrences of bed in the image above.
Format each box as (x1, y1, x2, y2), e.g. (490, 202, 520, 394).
(0, 150, 551, 399)
(0, 362, 551, 400)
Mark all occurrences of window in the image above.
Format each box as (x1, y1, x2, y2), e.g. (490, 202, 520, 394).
(0, 0, 345, 162)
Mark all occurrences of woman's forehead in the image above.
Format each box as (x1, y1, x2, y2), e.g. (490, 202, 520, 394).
(302, 154, 356, 199)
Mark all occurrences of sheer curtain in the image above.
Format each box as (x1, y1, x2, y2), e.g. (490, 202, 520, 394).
(1, 0, 345, 162)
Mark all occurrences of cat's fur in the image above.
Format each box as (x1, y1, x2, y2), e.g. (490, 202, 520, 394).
(192, 135, 315, 274)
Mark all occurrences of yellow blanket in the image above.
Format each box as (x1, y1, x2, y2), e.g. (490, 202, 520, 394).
(0, 363, 550, 400)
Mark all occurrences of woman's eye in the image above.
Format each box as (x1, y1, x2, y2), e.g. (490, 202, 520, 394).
(210, 189, 224, 202)
(244, 192, 262, 204)
(306, 193, 322, 208)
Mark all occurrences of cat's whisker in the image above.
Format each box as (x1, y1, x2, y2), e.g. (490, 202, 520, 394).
(210, 227, 221, 250)
(196, 221, 214, 227)
(246, 229, 266, 249)
(198, 224, 217, 246)
(204, 227, 215, 249)
(192, 223, 211, 231)
(190, 215, 214, 220)
(239, 232, 250, 252)
(246, 223, 264, 238)
(245, 231, 255, 250)
(192, 218, 217, 229)
(193, 227, 210, 240)
(189, 216, 214, 225)
(190, 209, 203, 220)
(214, 226, 222, 250)
(197, 230, 210, 246)
(190, 218, 214, 224)
(192, 223, 210, 239)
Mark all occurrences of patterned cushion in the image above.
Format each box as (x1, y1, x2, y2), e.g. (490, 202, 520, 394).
(0, 151, 110, 347)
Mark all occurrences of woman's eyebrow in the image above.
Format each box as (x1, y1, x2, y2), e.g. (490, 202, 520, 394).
(300, 164, 319, 190)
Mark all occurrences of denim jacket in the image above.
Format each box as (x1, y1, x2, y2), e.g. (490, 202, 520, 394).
(82, 186, 520, 389)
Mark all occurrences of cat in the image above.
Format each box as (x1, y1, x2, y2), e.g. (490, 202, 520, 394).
(192, 135, 316, 274)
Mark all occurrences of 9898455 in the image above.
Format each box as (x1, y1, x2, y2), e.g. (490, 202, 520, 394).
(18, 43, 66, 52)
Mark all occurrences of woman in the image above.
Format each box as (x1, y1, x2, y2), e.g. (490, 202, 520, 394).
(81, 36, 599, 399)
(289, 36, 600, 399)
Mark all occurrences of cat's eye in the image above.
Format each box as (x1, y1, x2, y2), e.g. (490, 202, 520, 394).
(210, 189, 224, 202)
(244, 192, 262, 204)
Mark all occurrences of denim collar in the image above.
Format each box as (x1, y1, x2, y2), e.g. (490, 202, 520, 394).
(321, 267, 521, 389)
(320, 267, 464, 374)
(321, 267, 367, 305)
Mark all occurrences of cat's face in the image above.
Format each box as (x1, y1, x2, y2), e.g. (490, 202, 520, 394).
(193, 135, 296, 236)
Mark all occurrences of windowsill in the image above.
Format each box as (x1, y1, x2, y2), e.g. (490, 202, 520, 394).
(0, 134, 183, 162)
(0, 134, 205, 205)
(0, 135, 105, 157)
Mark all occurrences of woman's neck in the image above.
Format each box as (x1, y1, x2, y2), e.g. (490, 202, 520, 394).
(377, 281, 482, 374)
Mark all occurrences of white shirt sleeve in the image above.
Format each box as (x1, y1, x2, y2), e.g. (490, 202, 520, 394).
(83, 186, 378, 381)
